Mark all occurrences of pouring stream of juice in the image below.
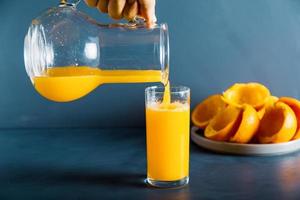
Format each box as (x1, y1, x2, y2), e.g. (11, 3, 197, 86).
(162, 81, 171, 105)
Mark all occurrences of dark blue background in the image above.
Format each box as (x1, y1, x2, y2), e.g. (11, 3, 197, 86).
(1, 0, 300, 128)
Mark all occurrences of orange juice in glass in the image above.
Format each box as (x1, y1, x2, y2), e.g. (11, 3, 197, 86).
(145, 85, 190, 188)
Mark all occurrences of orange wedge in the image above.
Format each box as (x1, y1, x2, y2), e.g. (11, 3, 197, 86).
(279, 97, 300, 140)
(230, 104, 259, 143)
(257, 96, 278, 119)
(222, 82, 270, 109)
(192, 94, 227, 129)
(257, 102, 297, 143)
(204, 105, 241, 141)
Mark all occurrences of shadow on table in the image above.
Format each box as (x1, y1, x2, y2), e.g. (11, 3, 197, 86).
(57, 170, 145, 188)
(8, 165, 145, 189)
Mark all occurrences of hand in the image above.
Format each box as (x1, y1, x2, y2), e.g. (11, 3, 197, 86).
(85, 0, 156, 24)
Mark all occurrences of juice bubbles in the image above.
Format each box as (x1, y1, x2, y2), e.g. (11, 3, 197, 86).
(145, 86, 190, 187)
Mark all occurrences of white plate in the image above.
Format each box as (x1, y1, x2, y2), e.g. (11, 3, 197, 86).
(191, 126, 300, 156)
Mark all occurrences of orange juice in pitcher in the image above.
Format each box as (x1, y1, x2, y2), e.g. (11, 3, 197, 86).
(24, 0, 169, 102)
(33, 66, 164, 102)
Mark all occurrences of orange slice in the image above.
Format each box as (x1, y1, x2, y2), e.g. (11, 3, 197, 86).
(257, 102, 297, 143)
(204, 105, 241, 141)
(192, 94, 227, 129)
(278, 97, 300, 140)
(222, 82, 271, 109)
(230, 104, 259, 143)
(257, 96, 278, 119)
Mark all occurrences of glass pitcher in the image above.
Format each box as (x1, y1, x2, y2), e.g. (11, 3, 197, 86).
(24, 0, 169, 102)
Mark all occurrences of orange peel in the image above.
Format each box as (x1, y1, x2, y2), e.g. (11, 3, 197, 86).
(257, 96, 278, 119)
(204, 105, 241, 141)
(222, 82, 270, 109)
(257, 101, 297, 143)
(230, 104, 259, 144)
(279, 97, 300, 140)
(192, 94, 227, 129)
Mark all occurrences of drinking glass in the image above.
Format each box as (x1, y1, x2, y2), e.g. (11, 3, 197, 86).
(145, 86, 190, 188)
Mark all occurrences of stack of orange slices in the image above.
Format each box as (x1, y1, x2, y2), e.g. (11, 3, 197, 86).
(192, 82, 300, 144)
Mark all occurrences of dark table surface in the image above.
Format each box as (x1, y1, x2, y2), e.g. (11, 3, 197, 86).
(1, 128, 300, 200)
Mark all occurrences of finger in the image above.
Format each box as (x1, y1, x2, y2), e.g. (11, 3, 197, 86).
(97, 0, 109, 13)
(123, 1, 138, 21)
(127, 0, 136, 4)
(85, 0, 98, 7)
(138, 0, 156, 23)
(108, 0, 127, 20)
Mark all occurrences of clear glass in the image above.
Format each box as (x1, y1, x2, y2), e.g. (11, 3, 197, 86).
(23, 0, 169, 102)
(145, 86, 190, 188)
